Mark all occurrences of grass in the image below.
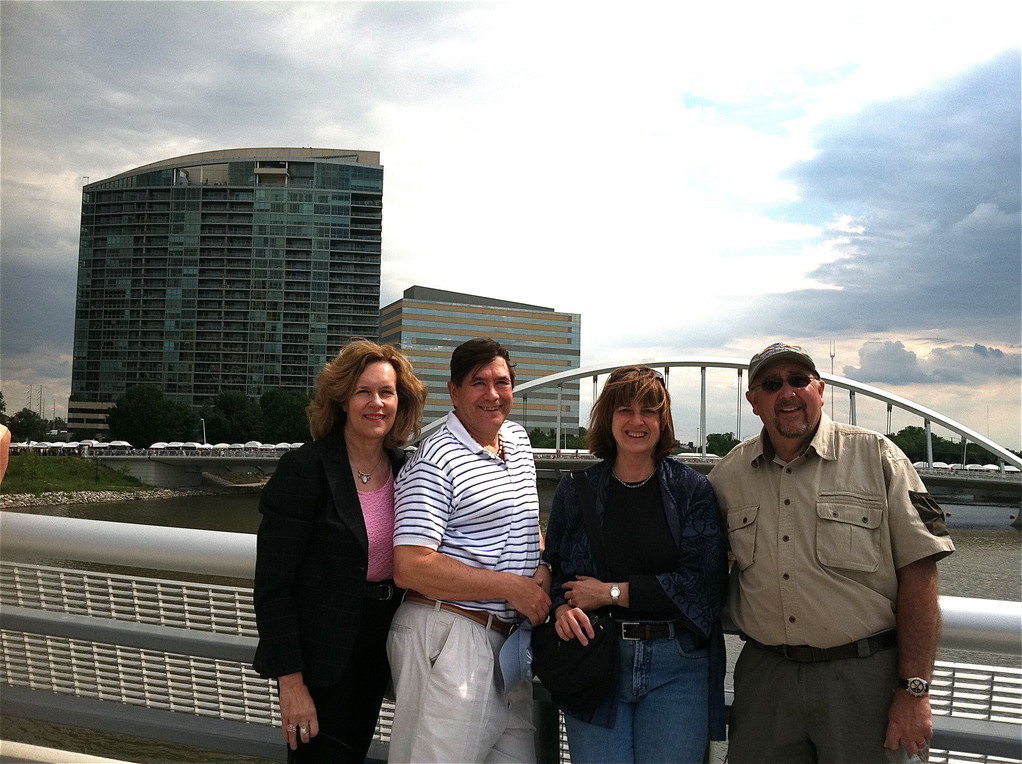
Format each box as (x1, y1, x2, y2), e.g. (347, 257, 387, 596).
(0, 453, 147, 494)
(209, 471, 268, 485)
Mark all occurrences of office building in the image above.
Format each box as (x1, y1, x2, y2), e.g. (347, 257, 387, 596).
(380, 286, 581, 432)
(69, 148, 383, 432)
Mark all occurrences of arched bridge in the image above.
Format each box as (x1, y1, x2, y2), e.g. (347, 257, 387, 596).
(416, 357, 1022, 472)
(87, 357, 1019, 493)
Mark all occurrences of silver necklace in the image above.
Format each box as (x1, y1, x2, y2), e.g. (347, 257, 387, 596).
(355, 455, 383, 484)
(612, 470, 656, 488)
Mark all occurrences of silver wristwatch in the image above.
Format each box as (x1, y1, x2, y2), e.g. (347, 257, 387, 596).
(898, 677, 930, 697)
(609, 583, 621, 606)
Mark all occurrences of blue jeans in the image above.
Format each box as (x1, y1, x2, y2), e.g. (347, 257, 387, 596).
(564, 630, 710, 764)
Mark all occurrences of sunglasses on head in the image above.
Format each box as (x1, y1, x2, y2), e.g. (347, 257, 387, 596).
(611, 366, 666, 385)
(752, 373, 816, 393)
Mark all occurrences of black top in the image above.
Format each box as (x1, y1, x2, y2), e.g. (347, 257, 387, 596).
(603, 474, 680, 620)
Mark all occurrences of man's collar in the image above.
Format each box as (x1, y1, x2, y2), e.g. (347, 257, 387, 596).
(446, 410, 504, 454)
(808, 413, 838, 461)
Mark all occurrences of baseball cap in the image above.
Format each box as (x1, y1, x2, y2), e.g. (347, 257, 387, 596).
(748, 343, 817, 387)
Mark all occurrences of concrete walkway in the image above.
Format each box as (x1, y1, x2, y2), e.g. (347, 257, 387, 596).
(0, 741, 132, 764)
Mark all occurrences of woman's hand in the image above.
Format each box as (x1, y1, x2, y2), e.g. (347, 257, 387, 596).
(277, 672, 319, 750)
(554, 604, 597, 644)
(563, 575, 623, 611)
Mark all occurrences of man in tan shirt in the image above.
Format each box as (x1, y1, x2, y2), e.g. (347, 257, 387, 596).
(709, 342, 954, 763)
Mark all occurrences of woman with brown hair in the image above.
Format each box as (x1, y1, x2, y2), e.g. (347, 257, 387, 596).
(253, 339, 426, 762)
(542, 365, 728, 763)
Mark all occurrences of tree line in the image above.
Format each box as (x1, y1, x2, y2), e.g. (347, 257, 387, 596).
(103, 385, 313, 447)
(0, 387, 312, 447)
(0, 391, 63, 442)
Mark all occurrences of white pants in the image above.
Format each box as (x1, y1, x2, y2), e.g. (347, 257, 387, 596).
(386, 599, 536, 764)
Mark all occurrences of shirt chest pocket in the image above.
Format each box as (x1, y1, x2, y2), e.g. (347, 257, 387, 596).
(726, 505, 760, 571)
(815, 493, 884, 573)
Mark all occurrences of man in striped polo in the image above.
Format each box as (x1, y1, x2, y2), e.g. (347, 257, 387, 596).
(387, 337, 552, 763)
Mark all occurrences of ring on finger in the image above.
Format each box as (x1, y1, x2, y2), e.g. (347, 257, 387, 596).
(300, 725, 309, 735)
(286, 724, 296, 732)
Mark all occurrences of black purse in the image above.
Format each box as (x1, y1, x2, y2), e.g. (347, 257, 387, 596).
(532, 470, 619, 713)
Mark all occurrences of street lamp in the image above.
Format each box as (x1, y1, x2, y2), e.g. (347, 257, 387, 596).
(200, 418, 207, 445)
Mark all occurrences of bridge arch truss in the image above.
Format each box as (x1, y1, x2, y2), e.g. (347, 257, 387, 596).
(420, 357, 1021, 470)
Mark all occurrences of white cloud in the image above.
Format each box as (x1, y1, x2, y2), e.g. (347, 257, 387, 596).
(0, 1, 1018, 449)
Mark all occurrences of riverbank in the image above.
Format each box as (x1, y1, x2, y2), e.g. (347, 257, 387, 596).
(0, 484, 263, 509)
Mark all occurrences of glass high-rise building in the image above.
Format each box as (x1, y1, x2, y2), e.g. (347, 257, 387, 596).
(380, 286, 581, 433)
(69, 148, 383, 433)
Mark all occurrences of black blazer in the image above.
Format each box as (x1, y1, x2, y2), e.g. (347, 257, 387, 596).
(252, 426, 406, 685)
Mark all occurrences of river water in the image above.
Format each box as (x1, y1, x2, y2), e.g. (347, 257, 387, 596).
(1, 486, 1019, 763)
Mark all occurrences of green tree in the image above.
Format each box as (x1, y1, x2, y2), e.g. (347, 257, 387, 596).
(563, 428, 587, 450)
(260, 388, 311, 443)
(107, 385, 198, 446)
(528, 428, 587, 451)
(200, 391, 264, 443)
(886, 425, 1002, 464)
(0, 390, 8, 425)
(8, 408, 48, 441)
(706, 432, 740, 457)
(528, 428, 555, 449)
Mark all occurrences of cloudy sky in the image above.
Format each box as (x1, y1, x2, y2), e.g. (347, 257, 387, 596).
(1, 1, 1019, 451)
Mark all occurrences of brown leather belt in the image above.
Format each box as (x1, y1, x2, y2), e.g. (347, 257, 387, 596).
(744, 629, 897, 662)
(404, 591, 514, 636)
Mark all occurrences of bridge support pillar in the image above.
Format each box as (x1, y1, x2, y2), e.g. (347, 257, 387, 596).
(100, 459, 204, 487)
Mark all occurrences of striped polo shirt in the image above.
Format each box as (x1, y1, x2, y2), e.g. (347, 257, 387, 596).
(393, 412, 542, 620)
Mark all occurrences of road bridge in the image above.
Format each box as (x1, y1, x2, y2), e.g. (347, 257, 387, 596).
(85, 451, 1021, 502)
(76, 356, 1020, 490)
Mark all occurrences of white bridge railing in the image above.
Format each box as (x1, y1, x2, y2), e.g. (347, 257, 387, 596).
(1, 512, 1020, 763)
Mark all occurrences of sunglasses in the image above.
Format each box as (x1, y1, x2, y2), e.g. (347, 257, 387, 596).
(752, 373, 816, 393)
(612, 367, 666, 384)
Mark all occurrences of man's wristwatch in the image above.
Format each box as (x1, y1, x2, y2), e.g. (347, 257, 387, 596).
(898, 677, 930, 697)
(609, 583, 621, 606)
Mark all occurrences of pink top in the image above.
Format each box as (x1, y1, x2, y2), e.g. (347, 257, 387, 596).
(360, 471, 395, 581)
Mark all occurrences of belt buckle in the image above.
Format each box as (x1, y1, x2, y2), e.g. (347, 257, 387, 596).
(619, 621, 643, 641)
(372, 583, 394, 601)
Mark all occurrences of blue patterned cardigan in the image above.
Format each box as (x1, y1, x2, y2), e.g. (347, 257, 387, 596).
(543, 458, 729, 738)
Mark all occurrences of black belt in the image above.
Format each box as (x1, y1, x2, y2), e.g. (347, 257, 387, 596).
(744, 629, 897, 662)
(365, 581, 397, 601)
(619, 620, 687, 641)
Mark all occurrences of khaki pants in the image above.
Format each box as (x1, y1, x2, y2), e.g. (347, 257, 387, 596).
(386, 599, 536, 764)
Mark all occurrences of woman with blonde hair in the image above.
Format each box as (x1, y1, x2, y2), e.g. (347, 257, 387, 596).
(254, 339, 426, 762)
(543, 365, 728, 763)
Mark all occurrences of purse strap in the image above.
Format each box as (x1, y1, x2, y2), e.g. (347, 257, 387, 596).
(571, 470, 611, 580)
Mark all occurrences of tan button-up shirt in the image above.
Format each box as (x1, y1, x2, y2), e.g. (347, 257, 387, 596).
(708, 414, 954, 648)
